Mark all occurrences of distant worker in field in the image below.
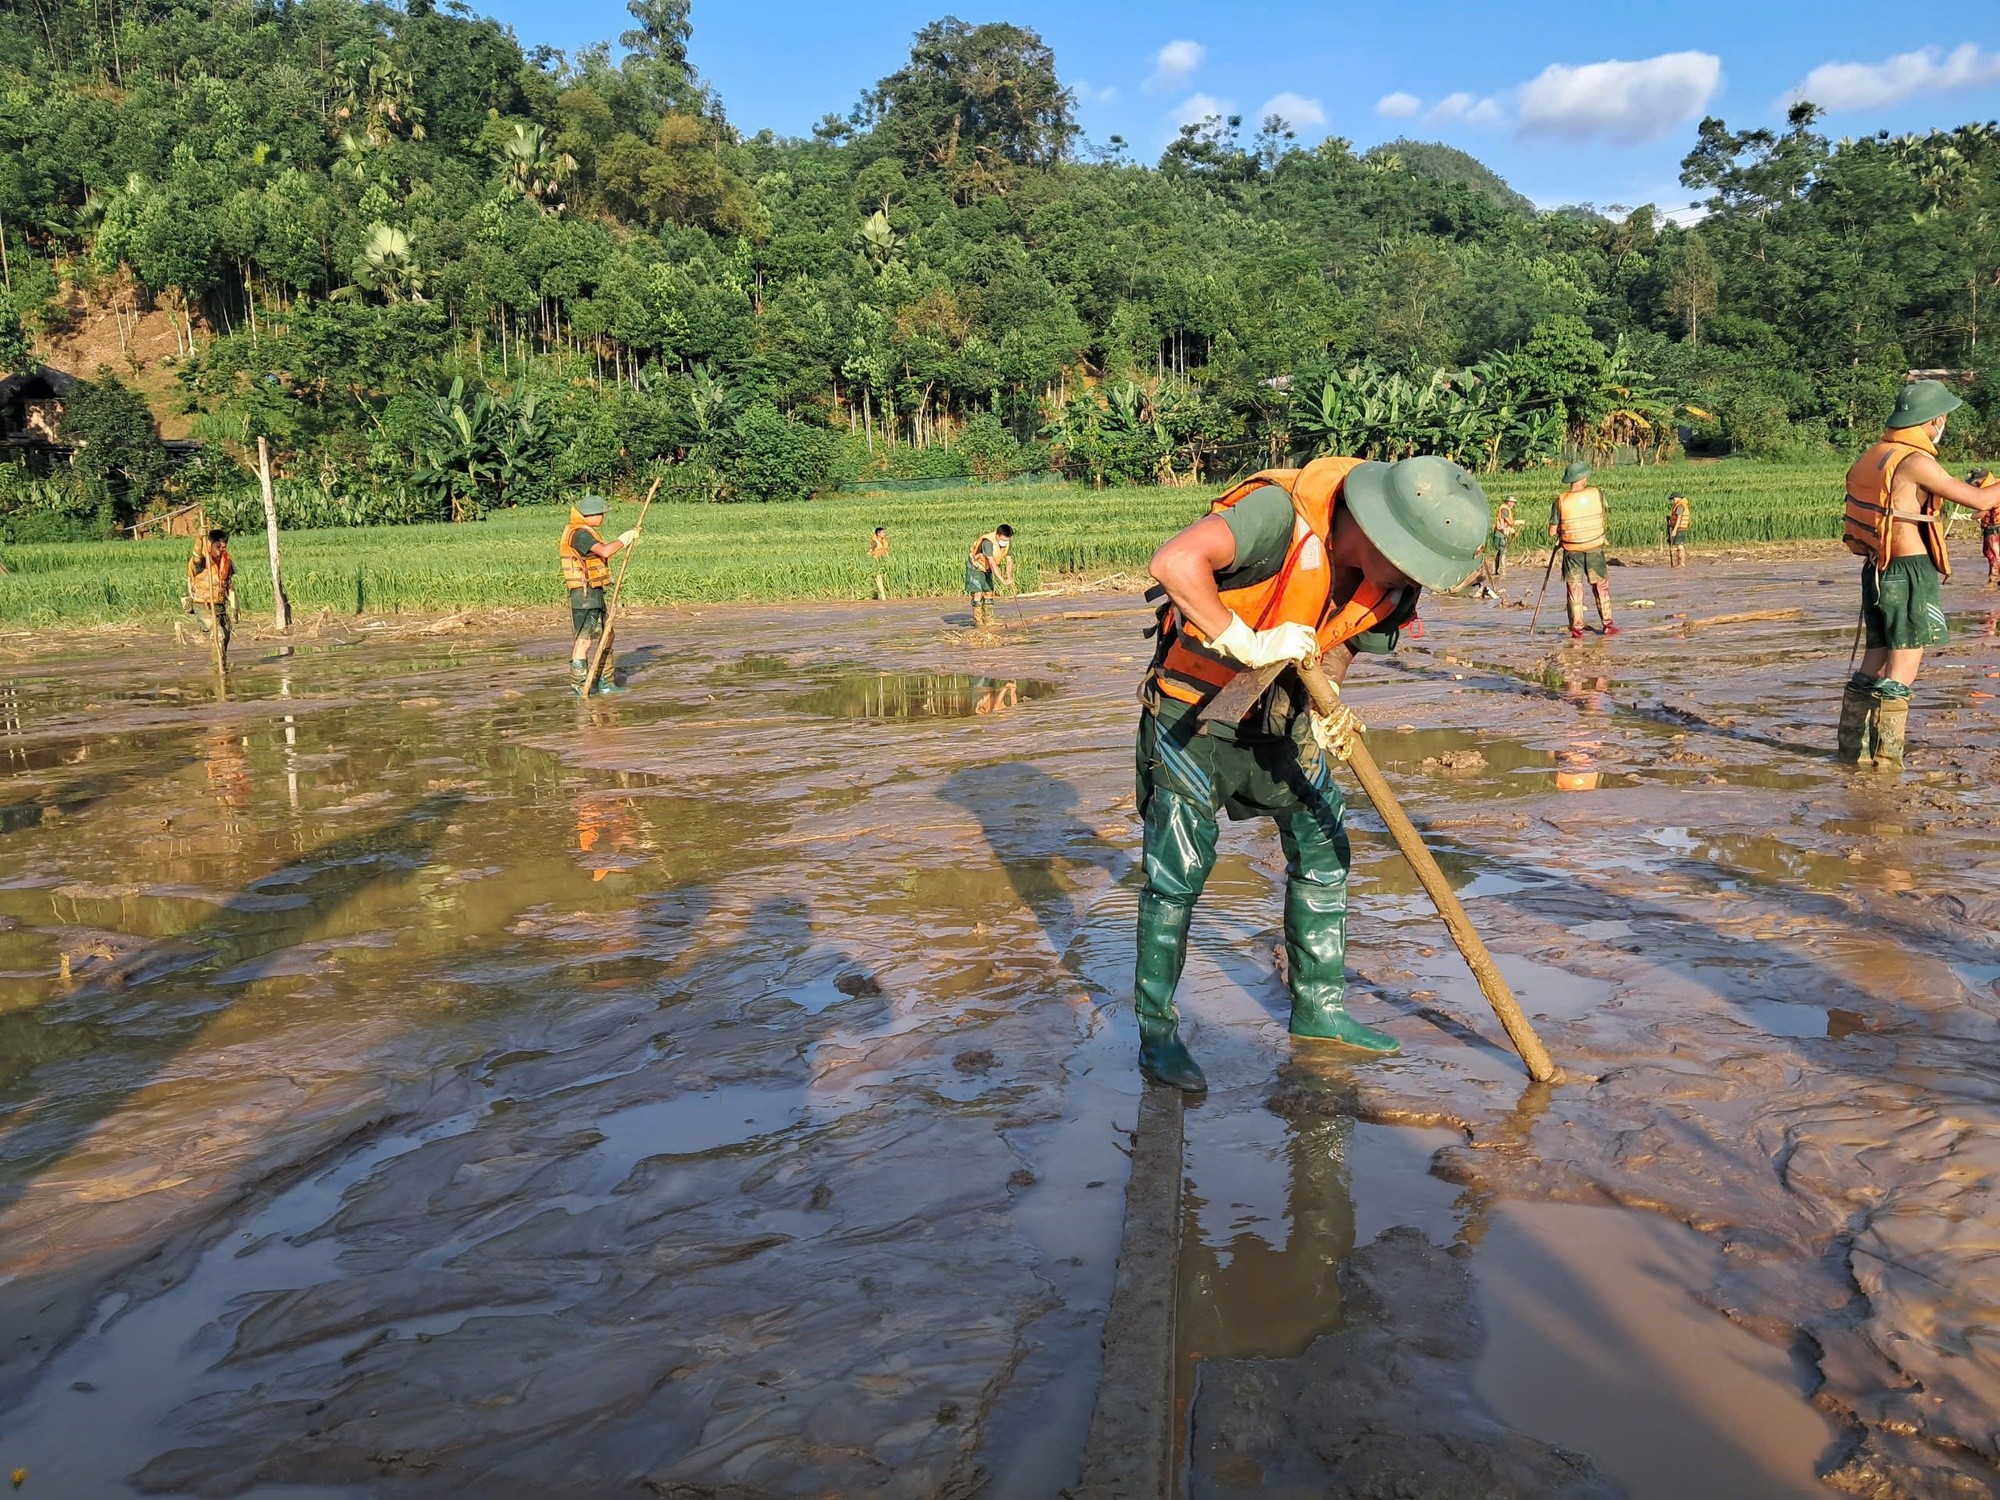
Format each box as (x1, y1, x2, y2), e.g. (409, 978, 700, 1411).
(1839, 381, 2000, 764)
(966, 523, 1014, 626)
(185, 527, 237, 659)
(1549, 461, 1618, 639)
(1135, 454, 1488, 1091)
(1977, 474, 2000, 586)
(1490, 495, 1518, 578)
(869, 524, 890, 601)
(559, 495, 641, 696)
(1666, 491, 1692, 568)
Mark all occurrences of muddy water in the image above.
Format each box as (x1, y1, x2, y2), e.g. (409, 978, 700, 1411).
(7, 555, 2000, 1496)
(1177, 557, 2000, 1496)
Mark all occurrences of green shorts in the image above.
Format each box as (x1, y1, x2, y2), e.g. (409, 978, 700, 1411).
(1667, 529, 1688, 548)
(1862, 556, 1948, 651)
(965, 563, 995, 595)
(1561, 548, 1607, 583)
(570, 586, 606, 641)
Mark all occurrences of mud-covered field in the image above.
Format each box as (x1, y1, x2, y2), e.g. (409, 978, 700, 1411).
(4, 558, 2000, 1497)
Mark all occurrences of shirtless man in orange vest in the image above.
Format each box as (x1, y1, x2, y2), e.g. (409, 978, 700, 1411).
(1838, 380, 1999, 763)
(1134, 455, 1489, 1091)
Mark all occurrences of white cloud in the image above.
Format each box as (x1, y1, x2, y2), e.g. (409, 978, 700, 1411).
(1257, 92, 1326, 129)
(1789, 43, 2000, 112)
(1071, 79, 1118, 107)
(1170, 92, 1234, 129)
(1376, 91, 1422, 119)
(1146, 40, 1205, 94)
(1427, 91, 1503, 129)
(1516, 51, 1722, 144)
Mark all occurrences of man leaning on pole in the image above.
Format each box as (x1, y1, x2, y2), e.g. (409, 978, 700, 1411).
(1132, 453, 1489, 1092)
(558, 495, 641, 696)
(1549, 460, 1617, 639)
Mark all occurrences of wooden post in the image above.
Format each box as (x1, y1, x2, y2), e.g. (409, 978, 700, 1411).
(257, 437, 290, 632)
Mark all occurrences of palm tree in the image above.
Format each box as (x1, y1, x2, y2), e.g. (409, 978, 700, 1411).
(348, 222, 423, 302)
(854, 209, 903, 273)
(500, 123, 577, 215)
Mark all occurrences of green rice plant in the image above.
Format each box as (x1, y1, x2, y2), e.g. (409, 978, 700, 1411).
(0, 458, 1989, 630)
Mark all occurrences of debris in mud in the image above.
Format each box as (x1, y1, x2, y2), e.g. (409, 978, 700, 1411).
(833, 972, 882, 998)
(953, 1048, 998, 1074)
(1420, 748, 1488, 773)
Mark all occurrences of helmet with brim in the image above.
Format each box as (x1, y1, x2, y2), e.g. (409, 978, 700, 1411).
(1342, 456, 1490, 591)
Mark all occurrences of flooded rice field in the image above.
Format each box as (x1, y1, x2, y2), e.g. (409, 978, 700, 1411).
(4, 557, 2000, 1496)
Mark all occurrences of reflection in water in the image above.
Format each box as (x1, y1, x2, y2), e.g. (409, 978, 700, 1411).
(1180, 1111, 1355, 1363)
(790, 672, 1057, 720)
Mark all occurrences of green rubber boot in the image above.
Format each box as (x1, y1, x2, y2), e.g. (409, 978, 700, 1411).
(1135, 891, 1207, 1093)
(569, 660, 589, 695)
(1871, 682, 1909, 764)
(1837, 674, 1876, 765)
(1285, 877, 1398, 1055)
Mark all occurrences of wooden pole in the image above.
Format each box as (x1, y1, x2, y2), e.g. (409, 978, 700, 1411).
(1527, 544, 1560, 636)
(1297, 660, 1558, 1083)
(257, 437, 290, 632)
(580, 478, 660, 697)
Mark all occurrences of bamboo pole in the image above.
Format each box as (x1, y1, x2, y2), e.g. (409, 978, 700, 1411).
(580, 478, 660, 697)
(257, 437, 290, 632)
(1527, 545, 1560, 635)
(1297, 660, 1557, 1083)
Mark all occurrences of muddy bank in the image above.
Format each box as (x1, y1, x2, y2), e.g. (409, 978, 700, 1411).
(3, 557, 2000, 1494)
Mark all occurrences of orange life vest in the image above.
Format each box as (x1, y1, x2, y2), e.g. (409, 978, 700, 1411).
(1554, 487, 1607, 551)
(1844, 428, 1949, 577)
(187, 544, 234, 606)
(1668, 497, 1691, 530)
(1149, 457, 1409, 710)
(560, 508, 611, 591)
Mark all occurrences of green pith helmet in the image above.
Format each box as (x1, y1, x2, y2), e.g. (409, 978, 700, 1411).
(1344, 456, 1490, 591)
(1886, 379, 1963, 430)
(1562, 461, 1592, 485)
(577, 494, 608, 518)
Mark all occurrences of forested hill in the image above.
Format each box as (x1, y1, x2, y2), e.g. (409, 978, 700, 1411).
(3, 0, 1999, 520)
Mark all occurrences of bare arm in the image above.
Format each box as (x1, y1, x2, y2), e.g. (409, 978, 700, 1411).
(1904, 453, 2000, 511)
(1149, 514, 1238, 640)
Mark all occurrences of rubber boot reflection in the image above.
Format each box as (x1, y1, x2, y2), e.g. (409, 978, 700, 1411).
(1181, 1111, 1355, 1363)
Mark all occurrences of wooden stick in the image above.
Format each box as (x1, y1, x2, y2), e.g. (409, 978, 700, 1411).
(1527, 545, 1559, 635)
(580, 478, 660, 697)
(257, 436, 291, 632)
(1297, 660, 1557, 1083)
(1634, 607, 1804, 634)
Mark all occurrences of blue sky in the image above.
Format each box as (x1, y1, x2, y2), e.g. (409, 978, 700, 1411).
(477, 0, 2000, 212)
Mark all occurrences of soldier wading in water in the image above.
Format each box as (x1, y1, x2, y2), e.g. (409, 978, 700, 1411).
(1839, 380, 2000, 764)
(1134, 455, 1489, 1091)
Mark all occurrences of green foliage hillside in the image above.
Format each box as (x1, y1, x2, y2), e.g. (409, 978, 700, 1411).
(1364, 140, 1536, 214)
(3, 2, 2000, 523)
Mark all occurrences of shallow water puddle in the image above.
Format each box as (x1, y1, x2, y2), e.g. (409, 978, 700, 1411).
(1178, 1115, 1464, 1365)
(1472, 1201, 1840, 1499)
(790, 670, 1058, 720)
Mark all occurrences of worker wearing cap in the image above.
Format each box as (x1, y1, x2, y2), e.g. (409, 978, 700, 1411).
(559, 495, 641, 695)
(1666, 492, 1691, 568)
(1549, 461, 1617, 639)
(1135, 454, 1489, 1092)
(1838, 380, 2000, 764)
(1490, 495, 1518, 578)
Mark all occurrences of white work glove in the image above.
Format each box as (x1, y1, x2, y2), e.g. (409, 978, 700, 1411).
(1208, 612, 1319, 670)
(618, 527, 642, 547)
(1307, 681, 1365, 763)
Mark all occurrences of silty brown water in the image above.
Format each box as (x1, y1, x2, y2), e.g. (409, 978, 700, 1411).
(2, 557, 2000, 1495)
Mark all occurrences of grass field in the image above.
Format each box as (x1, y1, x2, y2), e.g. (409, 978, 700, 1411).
(0, 457, 1972, 630)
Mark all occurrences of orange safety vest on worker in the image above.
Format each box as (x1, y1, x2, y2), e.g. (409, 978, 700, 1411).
(187, 543, 234, 606)
(559, 508, 612, 592)
(1843, 427, 1950, 578)
(1149, 456, 1408, 709)
(1554, 487, 1608, 552)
